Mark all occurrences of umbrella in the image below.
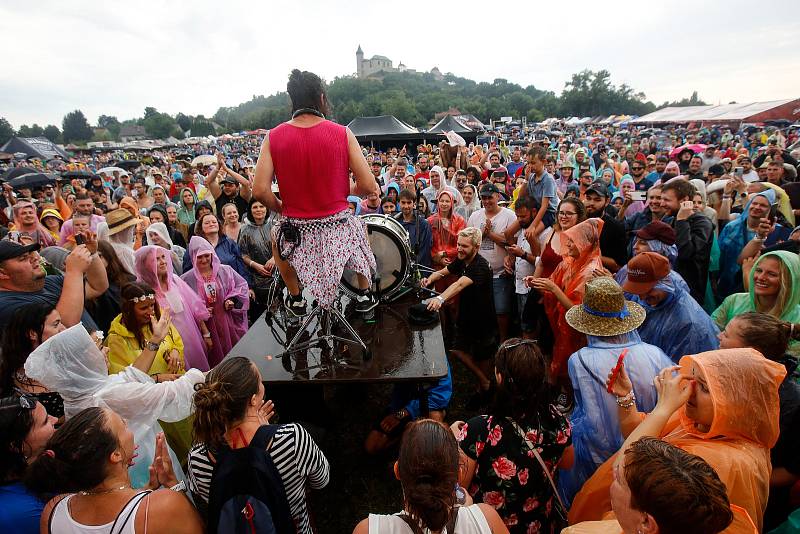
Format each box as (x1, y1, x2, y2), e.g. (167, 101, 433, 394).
(61, 170, 96, 179)
(174, 154, 193, 161)
(97, 166, 129, 176)
(113, 160, 141, 170)
(191, 154, 216, 166)
(8, 172, 58, 189)
(669, 144, 707, 158)
(1, 166, 38, 181)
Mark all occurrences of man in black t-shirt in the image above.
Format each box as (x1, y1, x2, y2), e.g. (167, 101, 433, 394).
(423, 226, 497, 407)
(582, 181, 628, 272)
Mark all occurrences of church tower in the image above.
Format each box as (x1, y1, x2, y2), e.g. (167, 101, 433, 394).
(356, 45, 364, 78)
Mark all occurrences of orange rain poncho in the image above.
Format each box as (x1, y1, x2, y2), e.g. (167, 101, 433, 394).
(568, 348, 785, 533)
(544, 217, 604, 377)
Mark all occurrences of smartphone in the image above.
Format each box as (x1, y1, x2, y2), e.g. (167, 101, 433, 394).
(769, 205, 778, 224)
(74, 234, 85, 246)
(734, 167, 743, 178)
(606, 349, 629, 393)
(630, 191, 647, 202)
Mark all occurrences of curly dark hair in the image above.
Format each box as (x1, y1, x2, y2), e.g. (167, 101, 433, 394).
(287, 69, 330, 116)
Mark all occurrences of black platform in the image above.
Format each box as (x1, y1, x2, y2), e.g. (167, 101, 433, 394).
(228, 295, 448, 388)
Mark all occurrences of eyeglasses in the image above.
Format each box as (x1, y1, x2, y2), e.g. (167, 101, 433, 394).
(631, 166, 644, 171)
(558, 211, 577, 217)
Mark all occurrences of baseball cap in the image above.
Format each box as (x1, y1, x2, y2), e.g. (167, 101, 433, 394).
(0, 240, 41, 262)
(622, 252, 670, 294)
(479, 183, 500, 197)
(586, 180, 610, 198)
(635, 221, 676, 245)
(491, 166, 508, 176)
(707, 164, 725, 177)
(220, 176, 236, 185)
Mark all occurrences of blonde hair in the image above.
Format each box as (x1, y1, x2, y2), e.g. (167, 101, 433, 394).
(458, 227, 482, 248)
(755, 257, 792, 318)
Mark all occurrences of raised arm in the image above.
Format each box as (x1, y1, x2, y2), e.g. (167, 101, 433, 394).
(252, 134, 283, 214)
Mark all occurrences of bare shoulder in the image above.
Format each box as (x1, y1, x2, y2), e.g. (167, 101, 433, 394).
(137, 489, 203, 533)
(40, 494, 69, 532)
(476, 503, 509, 533)
(352, 516, 370, 534)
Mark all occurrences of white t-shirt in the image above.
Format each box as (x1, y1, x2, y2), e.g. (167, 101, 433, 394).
(514, 229, 536, 294)
(467, 207, 517, 277)
(368, 505, 492, 533)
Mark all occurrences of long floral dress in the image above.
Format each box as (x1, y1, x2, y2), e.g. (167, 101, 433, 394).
(458, 408, 571, 534)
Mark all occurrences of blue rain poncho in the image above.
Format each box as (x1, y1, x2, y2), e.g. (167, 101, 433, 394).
(627, 275, 720, 362)
(558, 331, 673, 507)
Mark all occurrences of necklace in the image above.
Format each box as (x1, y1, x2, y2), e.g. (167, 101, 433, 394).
(78, 484, 130, 496)
(291, 107, 325, 119)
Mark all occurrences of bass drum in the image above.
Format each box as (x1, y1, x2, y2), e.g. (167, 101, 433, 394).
(342, 214, 412, 299)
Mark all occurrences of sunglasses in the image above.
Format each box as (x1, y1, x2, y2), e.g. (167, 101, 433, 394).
(0, 394, 36, 424)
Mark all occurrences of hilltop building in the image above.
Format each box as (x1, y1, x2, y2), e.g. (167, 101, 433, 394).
(356, 45, 443, 80)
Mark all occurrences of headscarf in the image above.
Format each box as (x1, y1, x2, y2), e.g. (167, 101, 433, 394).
(662, 161, 680, 181)
(119, 196, 143, 218)
(108, 224, 137, 274)
(429, 165, 446, 191)
(12, 200, 56, 247)
(347, 195, 362, 215)
(176, 187, 198, 226)
(146, 222, 185, 271)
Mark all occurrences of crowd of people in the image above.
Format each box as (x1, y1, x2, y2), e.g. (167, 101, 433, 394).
(1, 71, 800, 533)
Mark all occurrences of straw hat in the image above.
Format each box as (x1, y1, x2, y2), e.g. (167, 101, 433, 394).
(105, 208, 139, 236)
(565, 277, 645, 337)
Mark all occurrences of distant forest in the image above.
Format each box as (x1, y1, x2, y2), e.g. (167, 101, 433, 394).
(1, 70, 706, 145)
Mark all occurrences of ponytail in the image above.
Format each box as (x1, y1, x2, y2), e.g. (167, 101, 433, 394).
(731, 312, 797, 360)
(192, 357, 260, 450)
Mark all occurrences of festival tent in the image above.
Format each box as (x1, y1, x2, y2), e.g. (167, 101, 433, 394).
(347, 115, 419, 141)
(427, 115, 474, 134)
(631, 99, 800, 126)
(0, 137, 69, 160)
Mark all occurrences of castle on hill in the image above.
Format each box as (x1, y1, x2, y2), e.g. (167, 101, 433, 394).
(356, 45, 443, 80)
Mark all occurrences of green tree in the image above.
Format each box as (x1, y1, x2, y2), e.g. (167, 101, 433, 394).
(0, 117, 14, 145)
(143, 109, 178, 139)
(62, 110, 93, 143)
(43, 125, 62, 143)
(190, 118, 215, 137)
(18, 124, 44, 137)
(97, 115, 121, 139)
(175, 112, 192, 132)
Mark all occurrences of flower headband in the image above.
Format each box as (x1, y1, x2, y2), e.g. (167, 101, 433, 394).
(131, 294, 155, 303)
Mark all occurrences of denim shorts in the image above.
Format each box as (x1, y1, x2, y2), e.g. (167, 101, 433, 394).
(492, 276, 514, 315)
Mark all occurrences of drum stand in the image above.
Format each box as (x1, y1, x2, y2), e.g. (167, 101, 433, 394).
(276, 282, 371, 362)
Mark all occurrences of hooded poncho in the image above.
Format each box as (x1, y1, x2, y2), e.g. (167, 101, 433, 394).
(181, 236, 249, 367)
(24, 324, 203, 488)
(135, 245, 211, 370)
(569, 348, 786, 532)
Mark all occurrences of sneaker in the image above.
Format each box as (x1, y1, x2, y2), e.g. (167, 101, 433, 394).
(284, 293, 307, 317)
(354, 291, 378, 314)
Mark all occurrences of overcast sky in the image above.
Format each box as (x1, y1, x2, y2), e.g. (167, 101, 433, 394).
(2, 0, 798, 128)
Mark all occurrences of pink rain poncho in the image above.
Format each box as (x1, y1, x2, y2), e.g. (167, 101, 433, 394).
(135, 245, 211, 371)
(181, 236, 249, 367)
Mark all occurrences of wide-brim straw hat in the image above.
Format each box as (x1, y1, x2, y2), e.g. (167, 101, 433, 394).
(105, 208, 139, 236)
(565, 277, 645, 337)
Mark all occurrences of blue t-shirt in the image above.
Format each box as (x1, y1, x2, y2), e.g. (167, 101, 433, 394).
(0, 482, 44, 534)
(0, 275, 97, 331)
(527, 171, 558, 217)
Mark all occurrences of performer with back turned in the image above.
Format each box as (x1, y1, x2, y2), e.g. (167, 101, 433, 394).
(253, 69, 378, 316)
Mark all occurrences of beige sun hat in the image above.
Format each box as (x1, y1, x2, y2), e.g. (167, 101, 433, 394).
(565, 277, 646, 337)
(105, 208, 139, 236)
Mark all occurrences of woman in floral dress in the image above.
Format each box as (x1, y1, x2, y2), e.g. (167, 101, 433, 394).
(454, 339, 572, 534)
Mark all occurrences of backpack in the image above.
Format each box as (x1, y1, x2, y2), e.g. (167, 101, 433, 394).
(207, 425, 296, 534)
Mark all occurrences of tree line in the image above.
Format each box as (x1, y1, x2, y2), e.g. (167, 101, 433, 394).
(1, 69, 706, 146)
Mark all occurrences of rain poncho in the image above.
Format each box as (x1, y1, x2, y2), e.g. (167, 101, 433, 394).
(108, 224, 138, 275)
(427, 190, 466, 267)
(347, 195, 362, 215)
(627, 274, 720, 362)
(569, 348, 785, 533)
(713, 251, 800, 358)
(181, 237, 249, 367)
(135, 245, 211, 371)
(545, 218, 605, 377)
(24, 324, 203, 488)
(420, 165, 463, 214)
(11, 201, 56, 247)
(176, 187, 198, 227)
(718, 189, 776, 298)
(619, 176, 644, 217)
(146, 222, 186, 275)
(559, 331, 672, 507)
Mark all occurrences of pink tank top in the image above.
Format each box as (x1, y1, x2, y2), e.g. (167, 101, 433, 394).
(269, 120, 350, 218)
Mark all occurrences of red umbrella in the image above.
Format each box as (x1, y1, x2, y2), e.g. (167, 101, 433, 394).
(669, 144, 707, 158)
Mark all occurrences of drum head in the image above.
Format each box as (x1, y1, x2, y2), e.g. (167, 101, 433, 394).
(342, 215, 410, 298)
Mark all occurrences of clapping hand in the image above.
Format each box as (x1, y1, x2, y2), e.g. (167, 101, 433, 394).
(257, 399, 275, 425)
(146, 432, 178, 489)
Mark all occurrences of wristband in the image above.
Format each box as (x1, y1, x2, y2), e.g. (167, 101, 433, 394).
(435, 296, 445, 305)
(169, 481, 187, 493)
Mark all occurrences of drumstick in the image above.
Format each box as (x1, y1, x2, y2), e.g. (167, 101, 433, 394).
(606, 349, 629, 394)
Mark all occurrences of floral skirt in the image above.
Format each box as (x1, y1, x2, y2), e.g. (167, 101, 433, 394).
(273, 210, 376, 307)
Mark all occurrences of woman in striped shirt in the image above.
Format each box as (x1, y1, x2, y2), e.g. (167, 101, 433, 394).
(189, 357, 329, 533)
